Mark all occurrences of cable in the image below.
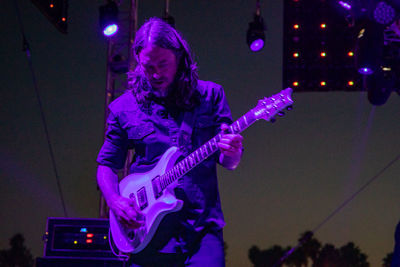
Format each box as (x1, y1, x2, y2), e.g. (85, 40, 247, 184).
(274, 152, 400, 266)
(13, 0, 68, 217)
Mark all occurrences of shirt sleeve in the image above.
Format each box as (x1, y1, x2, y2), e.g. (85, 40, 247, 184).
(96, 110, 128, 170)
(212, 85, 233, 131)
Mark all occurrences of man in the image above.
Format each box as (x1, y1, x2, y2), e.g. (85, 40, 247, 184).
(97, 18, 243, 266)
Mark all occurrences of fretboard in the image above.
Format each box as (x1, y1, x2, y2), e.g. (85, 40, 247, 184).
(158, 108, 258, 191)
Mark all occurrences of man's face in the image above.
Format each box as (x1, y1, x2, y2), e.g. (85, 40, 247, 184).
(138, 45, 178, 96)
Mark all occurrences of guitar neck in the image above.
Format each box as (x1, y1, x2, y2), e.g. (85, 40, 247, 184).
(159, 109, 258, 190)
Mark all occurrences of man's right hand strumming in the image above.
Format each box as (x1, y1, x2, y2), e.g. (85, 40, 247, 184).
(108, 194, 144, 229)
(97, 165, 144, 229)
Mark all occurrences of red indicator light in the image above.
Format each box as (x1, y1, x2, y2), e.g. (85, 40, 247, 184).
(348, 51, 354, 57)
(62, 17, 66, 22)
(87, 233, 94, 238)
(320, 52, 326, 57)
(293, 81, 299, 87)
(86, 239, 93, 244)
(348, 81, 354, 86)
(293, 52, 299, 58)
(320, 81, 326, 86)
(50, 4, 54, 8)
(320, 23, 326, 29)
(294, 24, 300, 29)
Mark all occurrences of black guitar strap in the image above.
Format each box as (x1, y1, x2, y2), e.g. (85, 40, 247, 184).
(178, 110, 195, 155)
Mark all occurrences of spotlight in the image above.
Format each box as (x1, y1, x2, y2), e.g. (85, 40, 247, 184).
(338, 1, 352, 10)
(355, 20, 384, 75)
(99, 1, 119, 37)
(247, 0, 265, 52)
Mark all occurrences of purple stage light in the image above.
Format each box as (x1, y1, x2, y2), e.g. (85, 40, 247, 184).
(338, 1, 352, 10)
(250, 39, 265, 52)
(103, 24, 118, 36)
(358, 67, 374, 75)
(247, 13, 265, 52)
(374, 1, 396, 25)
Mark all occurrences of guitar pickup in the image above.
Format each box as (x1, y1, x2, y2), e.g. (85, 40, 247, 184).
(137, 187, 148, 210)
(151, 176, 163, 199)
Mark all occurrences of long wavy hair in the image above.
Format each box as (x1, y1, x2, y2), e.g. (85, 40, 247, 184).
(128, 17, 199, 110)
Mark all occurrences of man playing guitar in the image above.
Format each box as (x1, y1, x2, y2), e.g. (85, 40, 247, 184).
(97, 17, 243, 267)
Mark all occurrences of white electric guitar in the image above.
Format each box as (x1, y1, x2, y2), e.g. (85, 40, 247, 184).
(109, 88, 294, 254)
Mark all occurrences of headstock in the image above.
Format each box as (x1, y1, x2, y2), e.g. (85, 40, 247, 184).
(253, 88, 294, 122)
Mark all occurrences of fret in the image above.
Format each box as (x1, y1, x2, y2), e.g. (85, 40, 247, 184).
(180, 161, 185, 174)
(195, 150, 201, 162)
(229, 125, 234, 134)
(200, 146, 205, 158)
(167, 173, 171, 185)
(210, 138, 218, 151)
(189, 154, 195, 167)
(203, 144, 209, 155)
(174, 166, 179, 177)
(183, 158, 189, 170)
(208, 141, 214, 152)
(236, 120, 241, 132)
(243, 114, 248, 126)
(161, 175, 165, 189)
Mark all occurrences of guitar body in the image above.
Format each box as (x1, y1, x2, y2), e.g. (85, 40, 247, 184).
(109, 146, 184, 254)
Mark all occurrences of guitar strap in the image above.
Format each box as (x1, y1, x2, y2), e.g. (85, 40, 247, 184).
(178, 110, 195, 155)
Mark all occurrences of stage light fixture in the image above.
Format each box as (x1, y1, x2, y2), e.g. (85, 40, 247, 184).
(247, 0, 266, 52)
(99, 1, 119, 37)
(338, 1, 352, 10)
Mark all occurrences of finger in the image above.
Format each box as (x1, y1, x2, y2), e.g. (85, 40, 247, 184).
(220, 139, 243, 147)
(219, 138, 243, 148)
(218, 143, 242, 157)
(120, 216, 142, 229)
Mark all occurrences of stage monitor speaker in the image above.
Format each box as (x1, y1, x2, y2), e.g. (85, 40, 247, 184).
(43, 217, 124, 259)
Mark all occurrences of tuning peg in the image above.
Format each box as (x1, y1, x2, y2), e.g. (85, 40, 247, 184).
(277, 111, 285, 117)
(270, 117, 276, 123)
(286, 105, 293, 111)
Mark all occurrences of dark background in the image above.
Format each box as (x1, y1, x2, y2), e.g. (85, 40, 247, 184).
(1, 1, 399, 266)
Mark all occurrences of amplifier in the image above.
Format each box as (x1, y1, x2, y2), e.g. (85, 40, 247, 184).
(43, 217, 126, 260)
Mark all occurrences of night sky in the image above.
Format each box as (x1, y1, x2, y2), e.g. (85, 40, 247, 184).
(1, 1, 400, 266)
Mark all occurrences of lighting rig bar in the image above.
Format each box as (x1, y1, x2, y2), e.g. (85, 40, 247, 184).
(283, 0, 361, 92)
